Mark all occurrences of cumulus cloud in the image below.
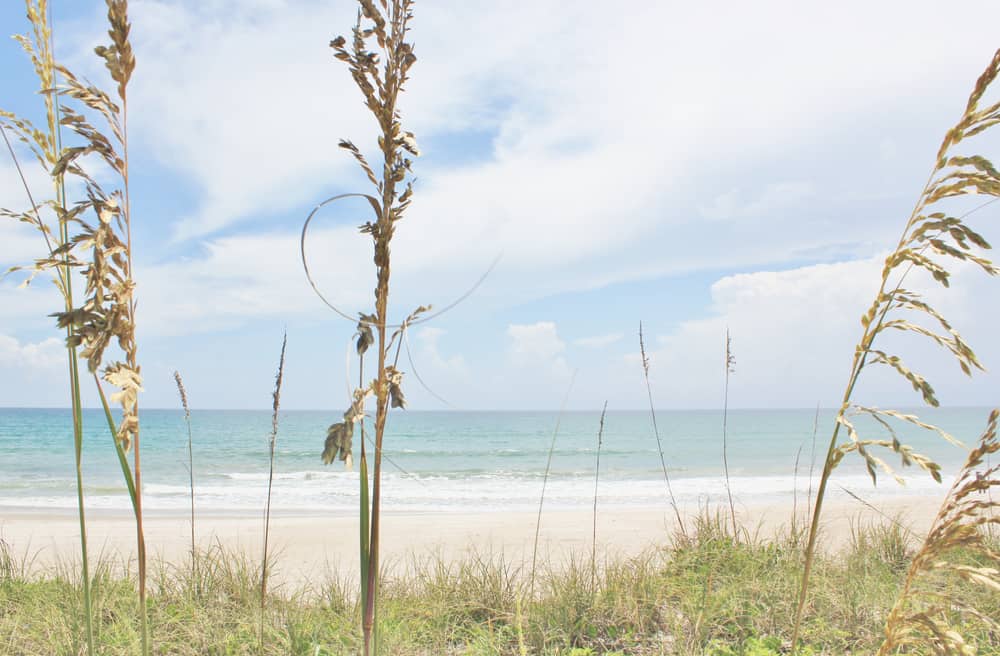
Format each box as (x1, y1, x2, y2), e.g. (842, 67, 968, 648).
(639, 255, 1000, 409)
(0, 334, 64, 371)
(507, 321, 571, 378)
(411, 327, 468, 378)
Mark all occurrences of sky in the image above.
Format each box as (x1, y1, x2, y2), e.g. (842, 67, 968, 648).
(1, 0, 1000, 413)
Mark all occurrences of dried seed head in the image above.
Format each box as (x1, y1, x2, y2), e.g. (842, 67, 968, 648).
(322, 421, 354, 467)
(385, 365, 406, 409)
(356, 313, 375, 355)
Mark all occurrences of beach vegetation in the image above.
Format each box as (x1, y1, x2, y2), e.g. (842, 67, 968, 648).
(2, 0, 145, 653)
(1, 1, 999, 655)
(791, 47, 1000, 652)
(2, 515, 998, 654)
(261, 333, 288, 653)
(172, 371, 198, 589)
(307, 1, 421, 653)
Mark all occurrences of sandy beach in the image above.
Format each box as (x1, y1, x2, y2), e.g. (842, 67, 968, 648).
(1, 493, 946, 586)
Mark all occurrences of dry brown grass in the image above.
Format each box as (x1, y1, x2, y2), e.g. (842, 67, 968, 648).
(792, 48, 1000, 652)
(3, 1, 141, 653)
(877, 409, 1000, 655)
(310, 2, 421, 654)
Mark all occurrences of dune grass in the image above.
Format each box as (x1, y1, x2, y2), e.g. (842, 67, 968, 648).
(309, 2, 422, 652)
(1, 516, 997, 655)
(2, 1, 999, 655)
(791, 47, 1000, 652)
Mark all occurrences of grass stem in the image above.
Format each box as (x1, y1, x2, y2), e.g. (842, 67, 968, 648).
(173, 372, 196, 585)
(591, 401, 607, 593)
(261, 332, 287, 653)
(639, 322, 686, 538)
(530, 370, 577, 597)
(722, 329, 737, 539)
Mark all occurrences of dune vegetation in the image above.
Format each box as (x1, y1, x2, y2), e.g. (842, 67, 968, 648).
(2, 0, 999, 654)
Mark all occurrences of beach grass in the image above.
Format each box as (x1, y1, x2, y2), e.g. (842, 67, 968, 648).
(1, 517, 997, 655)
(2, 1, 999, 654)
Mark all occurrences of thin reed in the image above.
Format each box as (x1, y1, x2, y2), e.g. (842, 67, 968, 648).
(722, 329, 737, 539)
(260, 332, 287, 653)
(791, 48, 1000, 653)
(173, 371, 196, 579)
(312, 2, 420, 652)
(530, 371, 576, 596)
(638, 321, 686, 537)
(591, 401, 608, 592)
(806, 403, 819, 520)
(259, 333, 287, 650)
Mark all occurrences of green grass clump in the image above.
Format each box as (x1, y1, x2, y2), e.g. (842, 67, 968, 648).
(3, 517, 996, 655)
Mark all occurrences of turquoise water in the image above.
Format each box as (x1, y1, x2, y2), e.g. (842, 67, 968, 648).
(0, 407, 990, 515)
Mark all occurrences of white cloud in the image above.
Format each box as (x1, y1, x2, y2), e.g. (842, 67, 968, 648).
(639, 255, 1000, 409)
(0, 156, 57, 269)
(699, 182, 816, 221)
(508, 322, 564, 362)
(413, 327, 466, 373)
(4, 1, 1000, 410)
(574, 333, 624, 349)
(507, 321, 570, 378)
(62, 0, 1000, 278)
(0, 334, 64, 371)
(135, 224, 376, 335)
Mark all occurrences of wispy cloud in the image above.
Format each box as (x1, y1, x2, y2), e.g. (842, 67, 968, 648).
(573, 333, 623, 349)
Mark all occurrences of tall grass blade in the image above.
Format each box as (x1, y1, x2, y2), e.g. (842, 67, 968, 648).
(359, 436, 370, 634)
(791, 48, 1000, 653)
(260, 332, 287, 653)
(94, 375, 137, 513)
(722, 328, 737, 539)
(173, 371, 196, 581)
(591, 401, 608, 592)
(1, 5, 94, 650)
(639, 322, 686, 538)
(806, 403, 819, 520)
(530, 370, 577, 596)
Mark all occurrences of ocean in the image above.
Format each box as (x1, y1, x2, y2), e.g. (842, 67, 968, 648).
(0, 407, 991, 516)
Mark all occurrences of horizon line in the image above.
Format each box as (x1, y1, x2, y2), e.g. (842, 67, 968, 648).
(1, 404, 995, 413)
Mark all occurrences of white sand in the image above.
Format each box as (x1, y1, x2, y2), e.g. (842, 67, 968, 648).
(0, 493, 945, 587)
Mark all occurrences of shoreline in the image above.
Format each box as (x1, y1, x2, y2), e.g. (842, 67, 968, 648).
(1, 492, 946, 586)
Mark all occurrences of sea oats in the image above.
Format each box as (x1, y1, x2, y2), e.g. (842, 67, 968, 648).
(312, 5, 421, 651)
(792, 48, 1000, 653)
(877, 409, 1000, 655)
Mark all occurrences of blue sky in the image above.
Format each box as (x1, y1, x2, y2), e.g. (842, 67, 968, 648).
(2, 0, 999, 411)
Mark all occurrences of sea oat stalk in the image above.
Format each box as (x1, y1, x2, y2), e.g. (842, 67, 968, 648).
(877, 409, 1000, 655)
(260, 332, 287, 653)
(1, 3, 94, 651)
(320, 4, 420, 653)
(639, 322, 686, 538)
(530, 372, 577, 596)
(722, 329, 737, 539)
(791, 49, 1000, 652)
(37, 1, 148, 652)
(591, 401, 608, 592)
(174, 371, 196, 580)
